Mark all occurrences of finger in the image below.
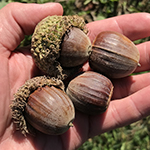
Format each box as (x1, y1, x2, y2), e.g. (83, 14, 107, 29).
(88, 85, 150, 138)
(83, 41, 150, 73)
(87, 13, 150, 43)
(83, 61, 150, 100)
(135, 41, 150, 72)
(112, 72, 150, 99)
(0, 2, 63, 55)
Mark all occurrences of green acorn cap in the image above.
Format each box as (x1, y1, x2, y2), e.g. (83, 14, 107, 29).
(31, 15, 88, 80)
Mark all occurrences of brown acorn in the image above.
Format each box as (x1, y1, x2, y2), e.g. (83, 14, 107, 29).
(66, 71, 113, 115)
(59, 27, 91, 67)
(31, 15, 92, 80)
(10, 76, 75, 136)
(89, 31, 140, 78)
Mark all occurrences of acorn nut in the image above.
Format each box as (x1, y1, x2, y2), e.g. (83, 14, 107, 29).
(89, 31, 140, 78)
(31, 15, 92, 80)
(59, 27, 91, 67)
(66, 71, 113, 115)
(10, 76, 75, 136)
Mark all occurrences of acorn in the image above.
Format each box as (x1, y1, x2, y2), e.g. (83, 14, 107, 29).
(31, 15, 92, 80)
(66, 71, 113, 115)
(89, 31, 140, 78)
(10, 76, 75, 136)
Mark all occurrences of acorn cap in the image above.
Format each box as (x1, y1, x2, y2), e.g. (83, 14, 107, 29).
(31, 15, 88, 80)
(10, 76, 64, 136)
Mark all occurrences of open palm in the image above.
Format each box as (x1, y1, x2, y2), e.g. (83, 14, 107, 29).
(1, 2, 150, 150)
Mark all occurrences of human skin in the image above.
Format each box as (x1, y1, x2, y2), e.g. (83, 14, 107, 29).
(0, 2, 150, 150)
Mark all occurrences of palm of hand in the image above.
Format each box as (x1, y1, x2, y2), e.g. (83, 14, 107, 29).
(0, 3, 91, 149)
(1, 2, 150, 150)
(2, 44, 106, 149)
(1, 34, 89, 150)
(1, 48, 95, 149)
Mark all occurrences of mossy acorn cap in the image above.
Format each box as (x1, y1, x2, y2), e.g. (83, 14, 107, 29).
(31, 15, 88, 80)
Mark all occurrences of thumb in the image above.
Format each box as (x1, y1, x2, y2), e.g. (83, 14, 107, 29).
(0, 2, 63, 54)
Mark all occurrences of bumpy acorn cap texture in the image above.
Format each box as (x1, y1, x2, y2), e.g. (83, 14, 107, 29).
(31, 15, 88, 80)
(10, 76, 64, 136)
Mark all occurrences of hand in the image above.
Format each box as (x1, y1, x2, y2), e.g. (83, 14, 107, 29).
(0, 2, 150, 150)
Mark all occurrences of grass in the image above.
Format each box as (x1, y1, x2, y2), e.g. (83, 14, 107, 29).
(1, 0, 150, 149)
(78, 116, 150, 150)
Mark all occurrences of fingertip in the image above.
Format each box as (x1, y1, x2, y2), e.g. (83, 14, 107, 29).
(87, 12, 150, 42)
(41, 2, 63, 16)
(0, 2, 63, 51)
